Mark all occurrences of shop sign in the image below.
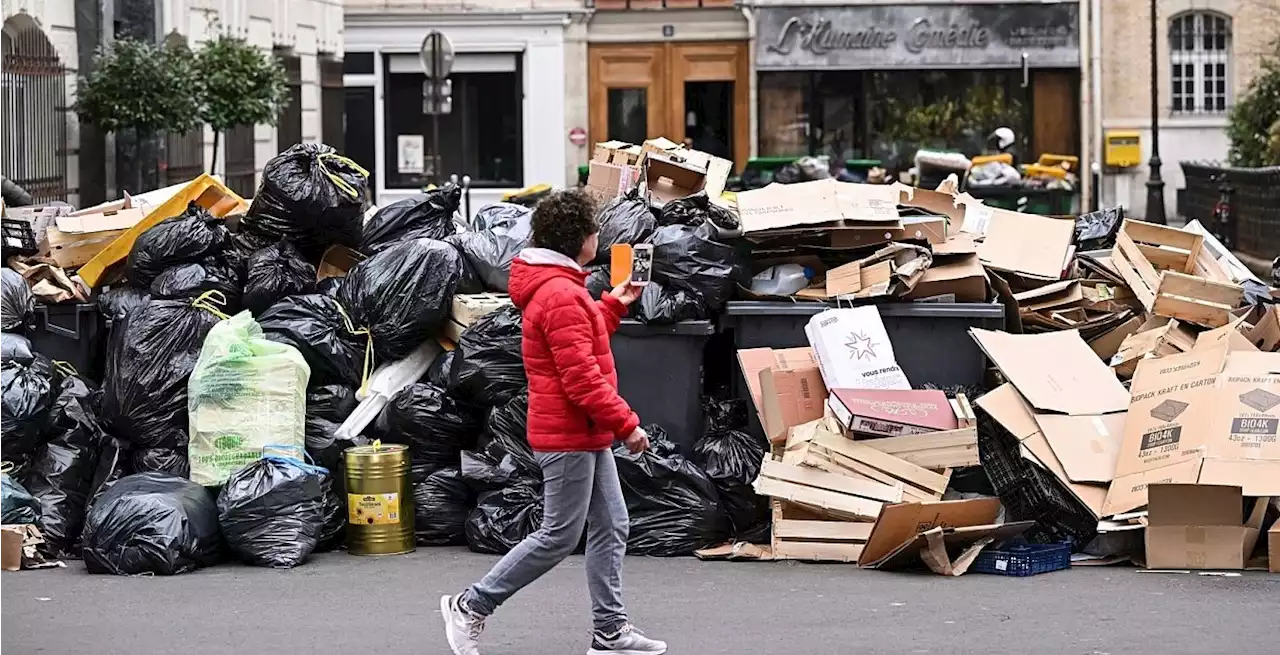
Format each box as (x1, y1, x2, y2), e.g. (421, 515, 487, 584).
(756, 3, 1080, 70)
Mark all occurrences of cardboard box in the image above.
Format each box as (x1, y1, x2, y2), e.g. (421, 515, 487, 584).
(1245, 306, 1280, 352)
(643, 153, 708, 208)
(1105, 344, 1280, 516)
(1270, 522, 1280, 573)
(738, 347, 828, 444)
(970, 328, 1130, 416)
(1, 525, 22, 571)
(805, 307, 910, 391)
(828, 388, 958, 438)
(905, 251, 987, 303)
(592, 140, 642, 165)
(1144, 484, 1267, 570)
(857, 497, 1033, 575)
(585, 160, 641, 205)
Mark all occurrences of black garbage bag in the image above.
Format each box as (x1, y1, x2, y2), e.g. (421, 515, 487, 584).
(658, 192, 740, 233)
(361, 186, 461, 252)
(149, 257, 243, 309)
(629, 222, 737, 324)
(242, 240, 318, 315)
(613, 427, 729, 556)
(372, 383, 481, 480)
(315, 469, 346, 552)
(2, 355, 57, 469)
(414, 466, 474, 546)
(23, 369, 107, 555)
(126, 204, 231, 287)
(1074, 207, 1124, 251)
(81, 472, 223, 575)
(425, 350, 455, 388)
(448, 305, 525, 407)
(2, 472, 40, 524)
(96, 286, 150, 322)
(100, 297, 226, 450)
(2, 267, 33, 332)
(691, 428, 770, 543)
(445, 203, 532, 292)
(316, 276, 343, 297)
(593, 190, 656, 265)
(259, 294, 366, 388)
(217, 456, 326, 568)
(465, 482, 543, 555)
(85, 436, 129, 510)
(130, 447, 189, 478)
(703, 396, 748, 434)
(338, 239, 462, 360)
(305, 384, 358, 452)
(585, 266, 612, 301)
(479, 392, 537, 479)
(1, 332, 33, 363)
(243, 143, 370, 259)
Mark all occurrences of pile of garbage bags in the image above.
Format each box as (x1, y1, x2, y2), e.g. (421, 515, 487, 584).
(242, 143, 370, 260)
(692, 398, 770, 544)
(446, 305, 526, 408)
(445, 202, 532, 293)
(362, 186, 460, 252)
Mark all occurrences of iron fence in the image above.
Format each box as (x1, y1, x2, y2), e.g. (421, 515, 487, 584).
(1180, 162, 1280, 260)
(1, 18, 70, 204)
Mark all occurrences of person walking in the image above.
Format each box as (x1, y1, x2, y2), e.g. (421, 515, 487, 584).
(440, 189, 666, 655)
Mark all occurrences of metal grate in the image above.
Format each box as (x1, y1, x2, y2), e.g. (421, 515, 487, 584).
(1169, 11, 1231, 115)
(1, 17, 70, 204)
(225, 124, 257, 199)
(1180, 162, 1280, 260)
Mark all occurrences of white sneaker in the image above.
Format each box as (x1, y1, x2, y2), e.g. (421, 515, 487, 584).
(587, 624, 667, 655)
(440, 594, 485, 655)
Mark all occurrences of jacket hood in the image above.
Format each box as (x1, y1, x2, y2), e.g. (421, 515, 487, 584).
(507, 248, 589, 309)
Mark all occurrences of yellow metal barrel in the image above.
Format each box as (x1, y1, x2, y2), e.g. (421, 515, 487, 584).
(344, 443, 415, 556)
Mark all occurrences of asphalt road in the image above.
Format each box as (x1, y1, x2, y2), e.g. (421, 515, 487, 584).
(3, 549, 1278, 655)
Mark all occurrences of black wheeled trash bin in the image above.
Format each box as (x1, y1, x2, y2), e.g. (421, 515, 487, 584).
(611, 319, 714, 455)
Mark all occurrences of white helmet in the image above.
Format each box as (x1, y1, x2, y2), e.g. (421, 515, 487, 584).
(990, 127, 1016, 150)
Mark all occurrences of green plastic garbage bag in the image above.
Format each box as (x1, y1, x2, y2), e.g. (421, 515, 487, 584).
(188, 311, 310, 486)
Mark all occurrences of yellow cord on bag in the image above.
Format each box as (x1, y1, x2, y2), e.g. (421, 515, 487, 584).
(317, 152, 371, 200)
(333, 301, 374, 395)
(52, 360, 80, 377)
(191, 290, 232, 320)
(1, 461, 14, 475)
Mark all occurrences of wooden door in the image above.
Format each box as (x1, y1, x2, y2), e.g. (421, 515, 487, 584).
(1031, 70, 1079, 158)
(589, 42, 749, 170)
(589, 45, 665, 148)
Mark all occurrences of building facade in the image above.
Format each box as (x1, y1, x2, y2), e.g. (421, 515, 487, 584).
(2, 0, 344, 206)
(1099, 0, 1279, 218)
(342, 0, 579, 210)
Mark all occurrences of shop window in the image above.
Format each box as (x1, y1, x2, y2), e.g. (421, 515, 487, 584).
(1169, 11, 1232, 115)
(757, 72, 810, 159)
(383, 54, 523, 189)
(344, 52, 375, 75)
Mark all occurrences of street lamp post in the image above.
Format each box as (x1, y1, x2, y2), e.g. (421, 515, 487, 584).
(1146, 0, 1168, 224)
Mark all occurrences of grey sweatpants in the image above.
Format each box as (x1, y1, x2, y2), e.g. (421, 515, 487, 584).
(461, 449, 630, 633)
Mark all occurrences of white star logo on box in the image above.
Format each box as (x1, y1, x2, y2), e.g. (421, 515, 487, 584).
(805, 307, 910, 391)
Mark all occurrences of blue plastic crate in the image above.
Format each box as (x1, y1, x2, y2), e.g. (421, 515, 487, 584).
(972, 542, 1071, 577)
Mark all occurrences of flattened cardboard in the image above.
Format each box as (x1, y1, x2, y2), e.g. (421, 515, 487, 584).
(1144, 484, 1267, 570)
(979, 210, 1075, 280)
(0, 526, 21, 571)
(857, 497, 1032, 574)
(737, 180, 899, 233)
(1270, 523, 1280, 573)
(737, 348, 777, 423)
(1087, 314, 1145, 362)
(969, 329, 1131, 415)
(1244, 306, 1280, 352)
(1034, 413, 1126, 483)
(1014, 280, 1084, 312)
(895, 183, 972, 229)
(56, 206, 145, 234)
(827, 216, 948, 249)
(975, 384, 1109, 518)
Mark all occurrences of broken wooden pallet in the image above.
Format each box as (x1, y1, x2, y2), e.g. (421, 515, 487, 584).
(859, 426, 980, 470)
(807, 431, 951, 502)
(754, 458, 897, 521)
(444, 293, 512, 342)
(769, 500, 871, 563)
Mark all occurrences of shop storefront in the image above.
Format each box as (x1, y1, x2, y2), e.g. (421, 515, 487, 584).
(754, 2, 1082, 173)
(343, 10, 571, 212)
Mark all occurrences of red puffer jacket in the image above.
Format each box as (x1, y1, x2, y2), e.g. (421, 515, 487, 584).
(507, 249, 640, 452)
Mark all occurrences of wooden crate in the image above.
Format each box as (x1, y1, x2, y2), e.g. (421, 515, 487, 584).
(859, 427, 980, 470)
(769, 500, 870, 563)
(1110, 219, 1243, 327)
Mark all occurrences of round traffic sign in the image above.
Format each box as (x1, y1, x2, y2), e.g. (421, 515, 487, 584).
(568, 127, 587, 147)
(419, 31, 455, 80)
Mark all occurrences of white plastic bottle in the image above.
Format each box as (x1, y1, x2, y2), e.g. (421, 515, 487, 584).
(750, 264, 814, 296)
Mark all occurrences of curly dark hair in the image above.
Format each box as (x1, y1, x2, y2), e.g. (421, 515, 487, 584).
(531, 188, 599, 258)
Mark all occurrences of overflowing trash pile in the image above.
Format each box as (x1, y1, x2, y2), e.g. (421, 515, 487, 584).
(2, 134, 1278, 578)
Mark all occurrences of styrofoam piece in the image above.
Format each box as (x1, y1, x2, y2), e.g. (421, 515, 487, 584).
(335, 339, 441, 441)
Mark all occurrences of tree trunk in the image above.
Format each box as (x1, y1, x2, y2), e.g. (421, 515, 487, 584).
(209, 130, 221, 175)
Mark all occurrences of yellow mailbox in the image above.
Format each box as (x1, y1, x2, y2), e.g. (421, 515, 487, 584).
(1105, 130, 1142, 168)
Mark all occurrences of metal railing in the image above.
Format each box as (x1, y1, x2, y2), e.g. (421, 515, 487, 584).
(1180, 162, 1280, 260)
(1, 18, 70, 204)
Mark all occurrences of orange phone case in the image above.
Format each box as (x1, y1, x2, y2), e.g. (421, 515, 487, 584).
(610, 244, 632, 287)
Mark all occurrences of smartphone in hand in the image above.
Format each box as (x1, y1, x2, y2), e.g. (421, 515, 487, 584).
(630, 243, 653, 286)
